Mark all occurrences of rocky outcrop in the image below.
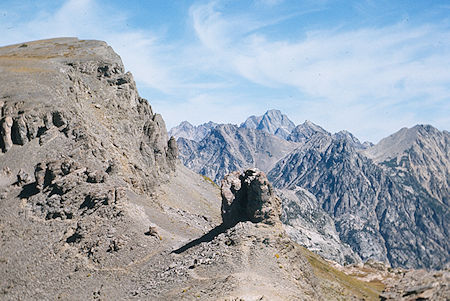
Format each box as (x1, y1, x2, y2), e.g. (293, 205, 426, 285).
(0, 116, 13, 152)
(380, 269, 450, 300)
(0, 38, 178, 194)
(221, 168, 281, 226)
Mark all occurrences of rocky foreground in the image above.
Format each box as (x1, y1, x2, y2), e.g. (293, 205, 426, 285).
(0, 38, 448, 300)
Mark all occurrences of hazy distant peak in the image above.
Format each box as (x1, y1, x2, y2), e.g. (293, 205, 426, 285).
(179, 120, 194, 127)
(169, 120, 218, 142)
(363, 124, 445, 162)
(241, 109, 295, 139)
(332, 130, 369, 150)
(264, 109, 283, 117)
(287, 120, 329, 142)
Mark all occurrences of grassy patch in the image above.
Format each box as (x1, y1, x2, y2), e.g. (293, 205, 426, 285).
(300, 247, 384, 300)
(201, 175, 218, 187)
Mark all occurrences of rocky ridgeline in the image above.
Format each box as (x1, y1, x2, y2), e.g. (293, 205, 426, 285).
(1, 38, 448, 300)
(0, 38, 181, 274)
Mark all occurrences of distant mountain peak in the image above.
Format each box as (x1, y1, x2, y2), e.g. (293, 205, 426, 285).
(363, 124, 444, 162)
(179, 120, 193, 127)
(287, 120, 329, 142)
(265, 109, 283, 116)
(241, 109, 295, 138)
(168, 120, 218, 142)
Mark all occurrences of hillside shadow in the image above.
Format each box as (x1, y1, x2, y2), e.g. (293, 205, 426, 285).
(172, 222, 236, 254)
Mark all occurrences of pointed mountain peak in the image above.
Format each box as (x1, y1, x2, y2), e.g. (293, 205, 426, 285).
(287, 120, 329, 142)
(240, 109, 295, 138)
(179, 120, 194, 128)
(264, 109, 283, 117)
(332, 130, 368, 149)
(169, 120, 217, 142)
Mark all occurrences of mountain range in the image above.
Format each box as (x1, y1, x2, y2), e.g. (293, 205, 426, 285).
(1, 37, 424, 300)
(170, 110, 450, 270)
(0, 38, 448, 300)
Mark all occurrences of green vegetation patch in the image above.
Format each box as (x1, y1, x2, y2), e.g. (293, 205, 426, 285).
(201, 175, 218, 187)
(300, 247, 384, 300)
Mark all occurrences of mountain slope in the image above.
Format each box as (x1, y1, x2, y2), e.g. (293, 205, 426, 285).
(178, 123, 299, 182)
(268, 130, 449, 269)
(168, 120, 217, 142)
(287, 120, 329, 143)
(364, 125, 449, 205)
(278, 187, 361, 264)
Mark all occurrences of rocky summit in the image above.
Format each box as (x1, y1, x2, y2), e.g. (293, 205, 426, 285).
(0, 38, 417, 300)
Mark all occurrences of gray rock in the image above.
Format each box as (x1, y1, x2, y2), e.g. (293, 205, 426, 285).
(1, 116, 13, 152)
(16, 169, 32, 185)
(269, 128, 449, 269)
(278, 187, 361, 265)
(11, 115, 28, 145)
(332, 130, 369, 149)
(168, 120, 217, 142)
(287, 120, 328, 143)
(0, 37, 445, 301)
(221, 168, 281, 226)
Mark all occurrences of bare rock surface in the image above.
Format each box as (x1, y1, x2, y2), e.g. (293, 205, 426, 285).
(221, 168, 281, 226)
(278, 187, 361, 265)
(240, 109, 296, 139)
(168, 120, 217, 142)
(269, 130, 449, 269)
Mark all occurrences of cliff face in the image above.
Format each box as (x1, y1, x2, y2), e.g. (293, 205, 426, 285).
(0, 38, 177, 190)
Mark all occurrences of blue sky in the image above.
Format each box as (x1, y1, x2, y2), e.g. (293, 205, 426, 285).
(1, 0, 449, 142)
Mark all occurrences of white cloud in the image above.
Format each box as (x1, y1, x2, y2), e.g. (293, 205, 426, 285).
(189, 2, 450, 141)
(191, 3, 450, 104)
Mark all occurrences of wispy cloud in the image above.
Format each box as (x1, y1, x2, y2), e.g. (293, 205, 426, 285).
(189, 1, 450, 141)
(190, 2, 450, 104)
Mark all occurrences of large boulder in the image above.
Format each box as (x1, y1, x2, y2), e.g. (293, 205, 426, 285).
(221, 168, 281, 226)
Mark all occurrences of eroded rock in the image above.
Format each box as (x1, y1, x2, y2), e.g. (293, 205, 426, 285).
(1, 116, 13, 152)
(221, 168, 281, 226)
